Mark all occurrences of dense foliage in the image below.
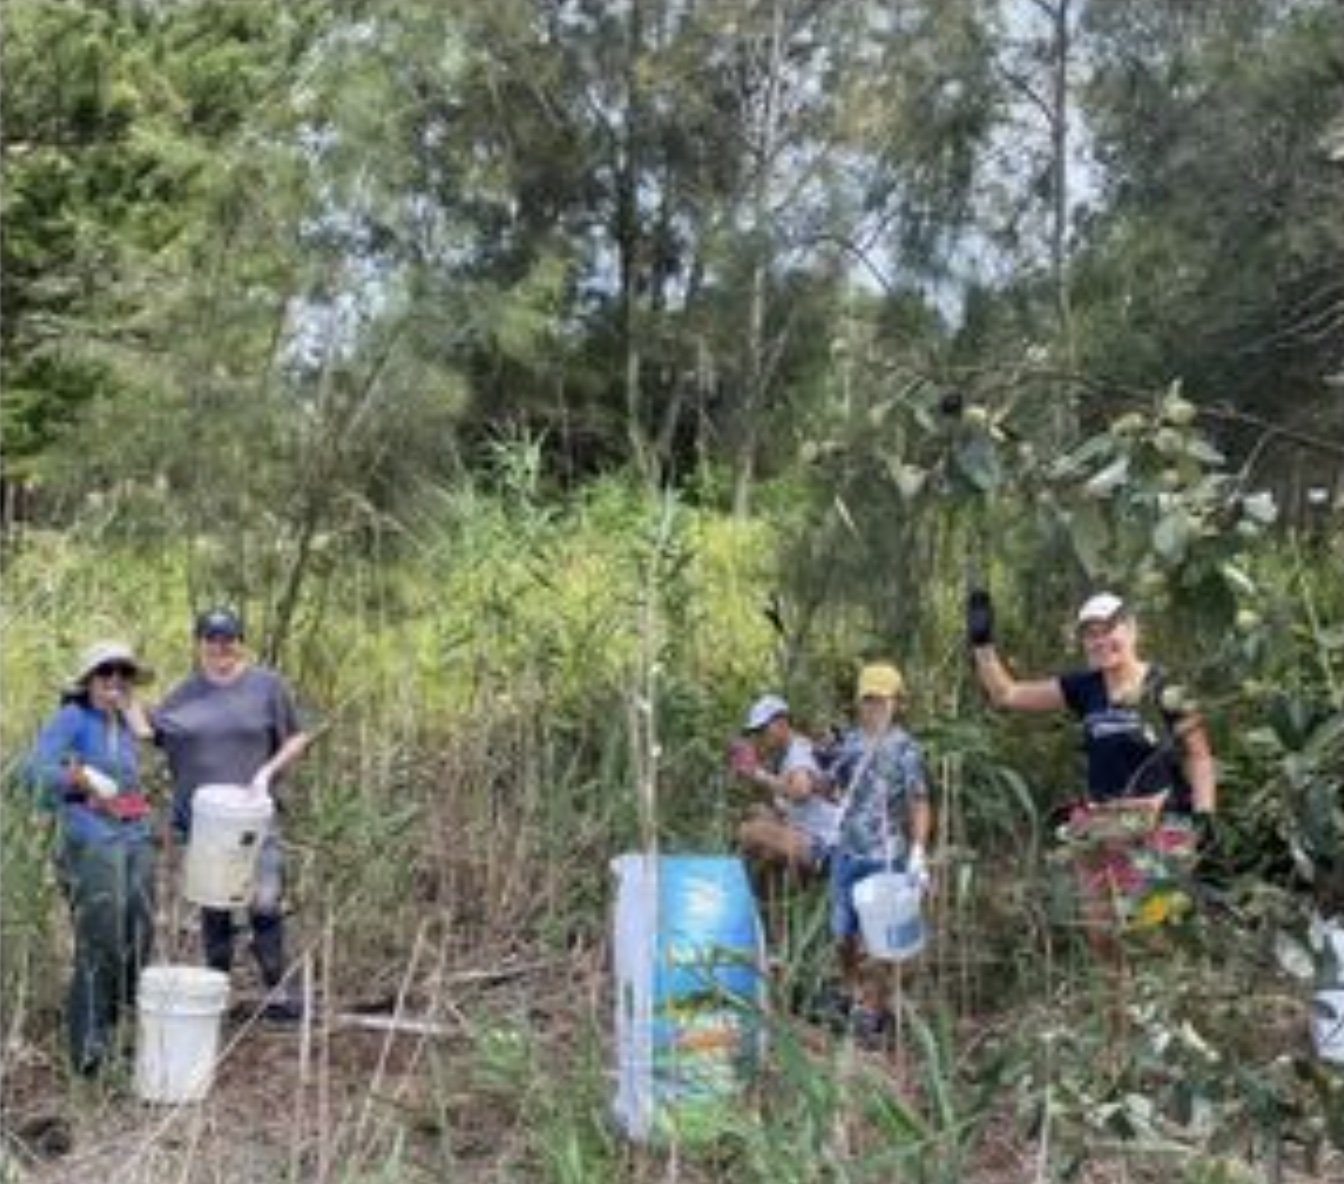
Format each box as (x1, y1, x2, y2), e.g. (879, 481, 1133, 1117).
(2, 1, 1342, 1179)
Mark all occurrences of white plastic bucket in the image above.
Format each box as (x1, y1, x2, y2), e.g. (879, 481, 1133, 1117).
(183, 785, 274, 908)
(1313, 989, 1344, 1064)
(853, 871, 925, 962)
(135, 966, 230, 1103)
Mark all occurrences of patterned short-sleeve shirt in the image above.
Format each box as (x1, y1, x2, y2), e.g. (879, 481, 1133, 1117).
(835, 725, 928, 860)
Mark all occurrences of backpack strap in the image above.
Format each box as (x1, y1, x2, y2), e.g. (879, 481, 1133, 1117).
(1142, 663, 1194, 811)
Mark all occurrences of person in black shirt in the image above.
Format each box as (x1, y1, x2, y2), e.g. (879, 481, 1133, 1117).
(966, 589, 1217, 949)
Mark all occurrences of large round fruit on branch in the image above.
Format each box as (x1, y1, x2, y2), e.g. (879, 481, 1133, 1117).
(1162, 395, 1198, 426)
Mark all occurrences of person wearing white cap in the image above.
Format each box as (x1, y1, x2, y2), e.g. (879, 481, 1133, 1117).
(966, 586, 1217, 946)
(728, 694, 840, 875)
(26, 639, 158, 1075)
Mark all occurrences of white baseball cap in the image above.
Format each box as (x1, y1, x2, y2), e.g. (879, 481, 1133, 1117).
(743, 694, 789, 733)
(1076, 592, 1127, 626)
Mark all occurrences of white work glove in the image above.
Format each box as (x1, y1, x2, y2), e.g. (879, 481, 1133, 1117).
(82, 765, 119, 800)
(906, 845, 930, 892)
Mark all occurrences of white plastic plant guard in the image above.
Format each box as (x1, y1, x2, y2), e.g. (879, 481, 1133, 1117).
(1314, 989, 1344, 1065)
(610, 853, 766, 1143)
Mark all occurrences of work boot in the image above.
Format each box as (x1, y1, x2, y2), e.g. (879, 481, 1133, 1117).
(260, 995, 305, 1024)
(251, 912, 304, 1023)
(250, 910, 286, 988)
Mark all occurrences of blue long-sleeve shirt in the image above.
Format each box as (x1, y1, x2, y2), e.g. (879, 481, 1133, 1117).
(27, 700, 153, 844)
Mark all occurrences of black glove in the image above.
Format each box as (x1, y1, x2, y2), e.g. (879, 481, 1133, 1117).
(967, 589, 995, 647)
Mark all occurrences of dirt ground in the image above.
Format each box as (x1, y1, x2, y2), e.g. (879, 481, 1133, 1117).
(3, 945, 1343, 1183)
(1, 963, 562, 1183)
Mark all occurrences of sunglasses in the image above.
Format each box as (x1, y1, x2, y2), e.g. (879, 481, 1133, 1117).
(93, 663, 137, 680)
(1079, 615, 1128, 640)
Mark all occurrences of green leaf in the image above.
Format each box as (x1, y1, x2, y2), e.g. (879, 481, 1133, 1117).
(1068, 502, 1110, 578)
(1046, 432, 1114, 482)
(1182, 436, 1226, 466)
(952, 432, 1004, 493)
(1274, 930, 1315, 982)
(1218, 561, 1258, 597)
(1083, 454, 1129, 498)
(1241, 492, 1279, 524)
(1152, 509, 1192, 564)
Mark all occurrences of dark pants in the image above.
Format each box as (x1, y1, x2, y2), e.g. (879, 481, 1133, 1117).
(60, 833, 156, 1072)
(200, 908, 287, 987)
(199, 830, 290, 992)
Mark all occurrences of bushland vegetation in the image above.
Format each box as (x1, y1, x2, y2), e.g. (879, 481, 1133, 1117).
(3, 1, 1342, 1179)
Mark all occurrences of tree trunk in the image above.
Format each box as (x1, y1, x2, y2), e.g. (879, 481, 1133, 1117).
(731, 0, 787, 519)
(618, 0, 655, 484)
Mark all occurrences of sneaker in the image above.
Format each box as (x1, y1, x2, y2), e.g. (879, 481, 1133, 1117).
(848, 1005, 894, 1052)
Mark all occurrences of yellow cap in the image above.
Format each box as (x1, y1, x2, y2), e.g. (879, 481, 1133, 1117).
(856, 662, 904, 700)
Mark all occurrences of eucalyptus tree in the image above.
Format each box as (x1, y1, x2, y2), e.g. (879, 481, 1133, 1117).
(7, 1, 480, 653)
(1, 1, 321, 485)
(1072, 0, 1344, 484)
(352, 1, 1008, 507)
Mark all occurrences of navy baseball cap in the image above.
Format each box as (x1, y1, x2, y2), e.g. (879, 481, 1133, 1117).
(195, 607, 244, 640)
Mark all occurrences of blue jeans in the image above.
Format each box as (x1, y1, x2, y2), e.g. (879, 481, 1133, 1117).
(830, 852, 909, 939)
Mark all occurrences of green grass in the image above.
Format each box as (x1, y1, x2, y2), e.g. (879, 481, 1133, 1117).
(2, 483, 1341, 1181)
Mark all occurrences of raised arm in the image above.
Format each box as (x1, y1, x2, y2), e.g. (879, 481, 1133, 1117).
(971, 646, 1066, 713)
(967, 589, 1065, 713)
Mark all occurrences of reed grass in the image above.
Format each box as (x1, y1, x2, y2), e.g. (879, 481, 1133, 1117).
(0, 481, 1339, 1181)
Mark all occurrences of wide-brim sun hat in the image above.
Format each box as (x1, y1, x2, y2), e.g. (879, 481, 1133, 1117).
(743, 694, 789, 733)
(1076, 592, 1128, 627)
(69, 640, 154, 689)
(856, 662, 905, 700)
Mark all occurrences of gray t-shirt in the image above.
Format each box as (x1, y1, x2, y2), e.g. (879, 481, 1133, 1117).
(153, 666, 305, 835)
(772, 736, 842, 847)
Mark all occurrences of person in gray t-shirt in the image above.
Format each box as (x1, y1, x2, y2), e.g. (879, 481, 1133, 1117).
(152, 608, 312, 1021)
(729, 694, 841, 874)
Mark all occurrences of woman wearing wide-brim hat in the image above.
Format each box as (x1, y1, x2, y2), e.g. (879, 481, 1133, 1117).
(27, 639, 159, 1076)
